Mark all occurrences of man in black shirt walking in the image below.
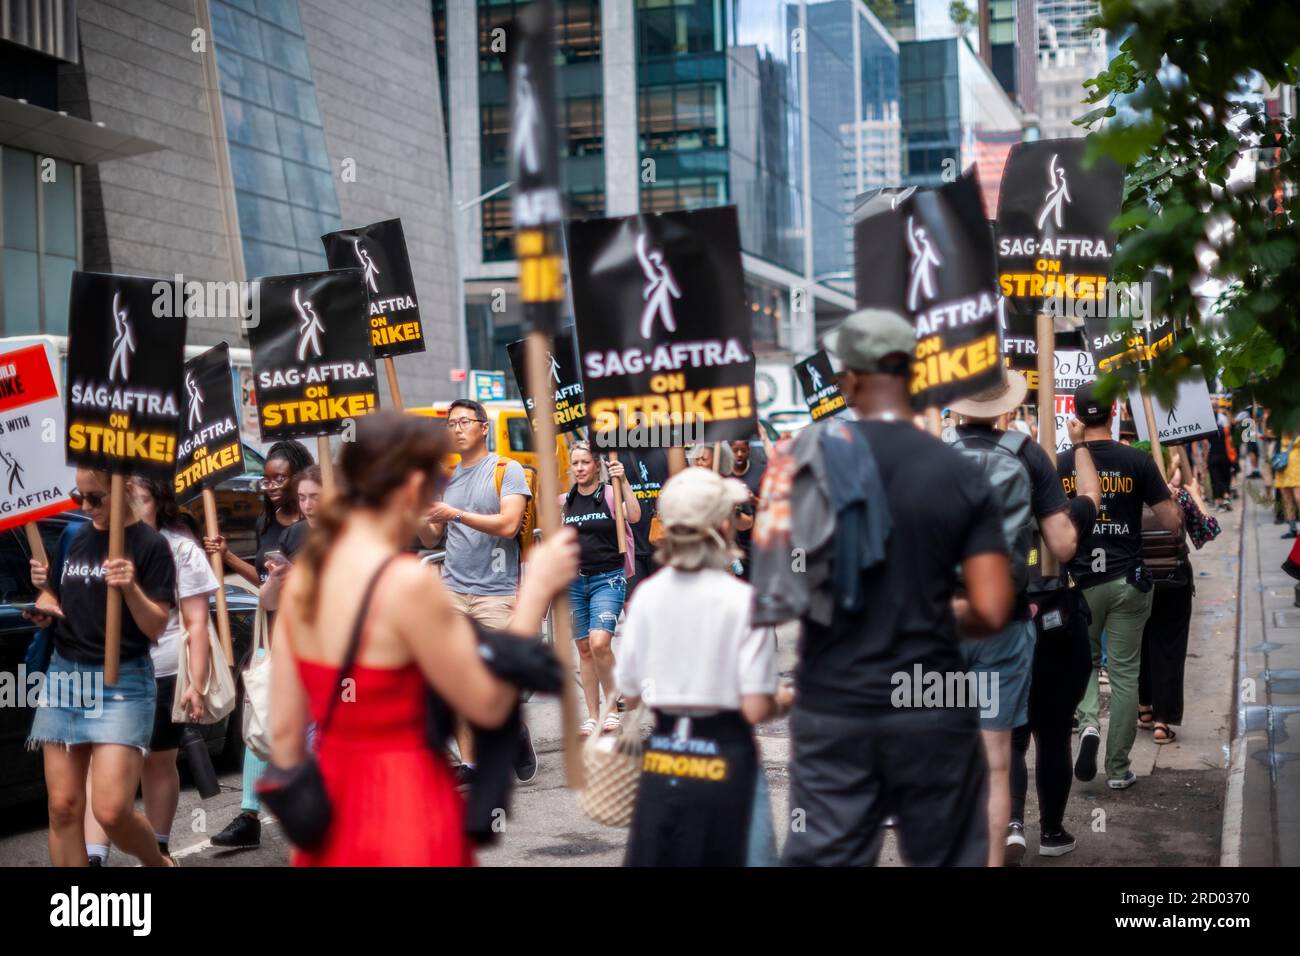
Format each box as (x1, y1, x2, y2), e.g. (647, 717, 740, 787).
(1058, 382, 1183, 790)
(771, 308, 1014, 867)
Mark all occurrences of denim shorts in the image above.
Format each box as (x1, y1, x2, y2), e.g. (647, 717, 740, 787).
(568, 568, 626, 640)
(27, 651, 157, 754)
(959, 618, 1035, 731)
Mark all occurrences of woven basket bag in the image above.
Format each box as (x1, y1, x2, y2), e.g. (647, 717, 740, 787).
(579, 700, 646, 828)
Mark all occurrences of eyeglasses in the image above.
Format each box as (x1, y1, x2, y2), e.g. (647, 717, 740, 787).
(71, 490, 106, 508)
(446, 418, 487, 431)
(259, 476, 290, 489)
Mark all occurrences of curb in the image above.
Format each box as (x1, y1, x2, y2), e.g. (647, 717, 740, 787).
(1219, 474, 1251, 868)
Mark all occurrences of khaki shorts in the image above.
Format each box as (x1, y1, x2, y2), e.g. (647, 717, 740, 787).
(447, 591, 515, 630)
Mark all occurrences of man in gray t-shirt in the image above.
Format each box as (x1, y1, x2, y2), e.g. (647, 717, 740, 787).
(420, 399, 535, 782)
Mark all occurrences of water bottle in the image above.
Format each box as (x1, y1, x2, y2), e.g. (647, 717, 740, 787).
(181, 725, 221, 799)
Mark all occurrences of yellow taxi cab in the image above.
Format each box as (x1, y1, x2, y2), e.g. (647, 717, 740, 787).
(407, 400, 570, 484)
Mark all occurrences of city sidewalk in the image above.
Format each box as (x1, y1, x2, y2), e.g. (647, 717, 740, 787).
(1226, 477, 1300, 866)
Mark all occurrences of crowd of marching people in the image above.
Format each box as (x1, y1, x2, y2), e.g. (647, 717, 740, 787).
(22, 305, 1290, 869)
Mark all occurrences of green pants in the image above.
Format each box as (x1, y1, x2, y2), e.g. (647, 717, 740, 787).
(1075, 575, 1154, 778)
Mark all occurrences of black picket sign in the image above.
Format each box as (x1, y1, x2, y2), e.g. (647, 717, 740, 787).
(174, 344, 244, 504)
(995, 138, 1124, 320)
(247, 269, 378, 441)
(321, 219, 424, 359)
(567, 206, 756, 448)
(999, 294, 1038, 371)
(506, 328, 585, 434)
(853, 186, 911, 312)
(793, 350, 847, 422)
(897, 170, 1005, 408)
(65, 272, 187, 481)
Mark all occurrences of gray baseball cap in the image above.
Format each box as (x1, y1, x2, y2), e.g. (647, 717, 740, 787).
(823, 308, 916, 373)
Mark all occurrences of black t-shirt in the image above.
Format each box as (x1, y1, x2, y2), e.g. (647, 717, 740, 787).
(255, 513, 303, 583)
(563, 485, 623, 574)
(1057, 440, 1171, 587)
(622, 449, 668, 557)
(51, 522, 176, 665)
(280, 520, 310, 560)
(797, 421, 1008, 714)
(732, 459, 766, 560)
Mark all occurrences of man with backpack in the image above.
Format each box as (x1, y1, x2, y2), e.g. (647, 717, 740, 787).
(420, 399, 538, 785)
(949, 371, 1101, 864)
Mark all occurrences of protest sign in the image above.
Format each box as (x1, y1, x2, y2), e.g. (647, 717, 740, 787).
(568, 205, 755, 448)
(897, 170, 1004, 408)
(1083, 300, 1176, 375)
(507, 330, 585, 434)
(995, 138, 1124, 321)
(793, 350, 847, 422)
(320, 219, 424, 360)
(174, 344, 244, 503)
(0, 343, 76, 533)
(853, 187, 912, 311)
(65, 272, 187, 482)
(247, 269, 378, 442)
(1130, 368, 1218, 446)
(1053, 349, 1121, 454)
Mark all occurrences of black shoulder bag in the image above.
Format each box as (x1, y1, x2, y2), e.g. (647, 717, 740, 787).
(256, 555, 399, 851)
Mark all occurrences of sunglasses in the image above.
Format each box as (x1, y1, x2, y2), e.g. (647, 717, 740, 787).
(71, 490, 107, 508)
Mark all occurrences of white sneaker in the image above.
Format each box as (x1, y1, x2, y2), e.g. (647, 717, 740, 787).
(1005, 822, 1027, 866)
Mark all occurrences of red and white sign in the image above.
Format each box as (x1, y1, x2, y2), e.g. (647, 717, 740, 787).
(1053, 349, 1121, 454)
(0, 344, 77, 532)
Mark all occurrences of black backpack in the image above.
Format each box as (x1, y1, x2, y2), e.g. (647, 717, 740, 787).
(951, 431, 1035, 594)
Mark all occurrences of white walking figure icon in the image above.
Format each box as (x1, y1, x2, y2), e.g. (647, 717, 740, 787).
(513, 64, 540, 176)
(808, 365, 824, 391)
(108, 290, 135, 382)
(186, 371, 204, 431)
(636, 232, 682, 338)
(906, 216, 941, 311)
(639, 460, 649, 483)
(294, 287, 325, 362)
(548, 351, 561, 384)
(353, 239, 381, 294)
(1037, 153, 1072, 231)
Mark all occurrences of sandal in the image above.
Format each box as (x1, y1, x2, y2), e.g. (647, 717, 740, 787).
(1138, 706, 1155, 730)
(579, 718, 597, 738)
(601, 712, 622, 735)
(1153, 724, 1177, 745)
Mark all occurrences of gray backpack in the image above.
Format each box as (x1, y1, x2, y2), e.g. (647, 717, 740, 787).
(952, 430, 1034, 594)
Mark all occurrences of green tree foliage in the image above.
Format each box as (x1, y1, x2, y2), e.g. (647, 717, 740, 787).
(1079, 0, 1300, 428)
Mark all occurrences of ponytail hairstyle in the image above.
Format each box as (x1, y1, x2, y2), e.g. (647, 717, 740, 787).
(296, 412, 449, 622)
(260, 439, 314, 527)
(566, 440, 608, 497)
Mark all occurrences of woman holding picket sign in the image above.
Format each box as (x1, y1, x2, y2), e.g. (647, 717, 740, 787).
(561, 441, 640, 737)
(84, 477, 220, 865)
(203, 438, 312, 850)
(24, 469, 177, 867)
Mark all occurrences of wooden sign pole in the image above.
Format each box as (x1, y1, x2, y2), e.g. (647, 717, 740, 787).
(526, 333, 583, 789)
(712, 442, 722, 473)
(24, 524, 48, 569)
(925, 407, 943, 437)
(1140, 388, 1167, 481)
(383, 357, 404, 412)
(1035, 313, 1060, 578)
(202, 489, 234, 665)
(607, 450, 628, 556)
(316, 436, 336, 493)
(104, 474, 126, 687)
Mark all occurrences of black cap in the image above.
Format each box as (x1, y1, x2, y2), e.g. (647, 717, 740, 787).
(1074, 381, 1111, 425)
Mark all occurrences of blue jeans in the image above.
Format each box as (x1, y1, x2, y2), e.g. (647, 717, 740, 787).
(568, 569, 626, 639)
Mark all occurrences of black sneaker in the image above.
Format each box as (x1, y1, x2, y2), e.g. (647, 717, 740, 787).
(1074, 727, 1100, 782)
(514, 722, 538, 783)
(1005, 822, 1027, 866)
(1107, 770, 1138, 790)
(1039, 829, 1077, 857)
(455, 763, 478, 790)
(87, 856, 104, 867)
(211, 812, 260, 848)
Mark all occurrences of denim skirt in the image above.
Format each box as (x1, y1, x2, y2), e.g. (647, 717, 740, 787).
(27, 651, 156, 754)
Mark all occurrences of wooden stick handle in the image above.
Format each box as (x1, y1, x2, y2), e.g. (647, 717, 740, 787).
(1035, 312, 1060, 578)
(203, 489, 234, 665)
(383, 357, 404, 412)
(926, 408, 942, 437)
(24, 523, 48, 568)
(526, 332, 583, 790)
(1140, 389, 1167, 481)
(712, 441, 721, 473)
(317, 436, 335, 493)
(608, 451, 627, 555)
(104, 475, 125, 687)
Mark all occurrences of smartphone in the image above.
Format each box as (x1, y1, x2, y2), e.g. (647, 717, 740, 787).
(15, 602, 64, 620)
(263, 550, 289, 569)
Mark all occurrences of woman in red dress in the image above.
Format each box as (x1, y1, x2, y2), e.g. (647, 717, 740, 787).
(266, 413, 578, 866)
